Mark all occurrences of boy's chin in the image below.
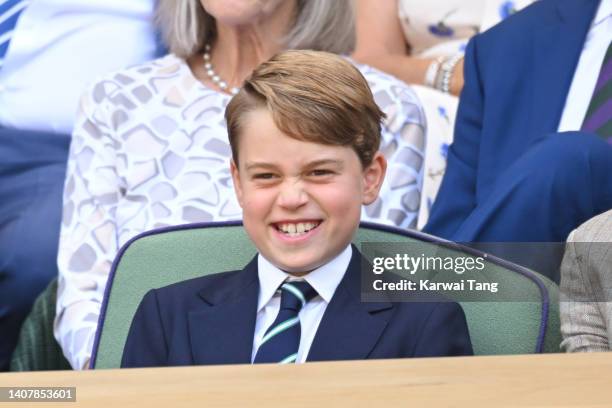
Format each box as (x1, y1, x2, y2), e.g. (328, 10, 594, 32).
(276, 260, 321, 276)
(270, 254, 326, 276)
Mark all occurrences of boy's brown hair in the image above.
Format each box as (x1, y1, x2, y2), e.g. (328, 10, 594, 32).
(225, 50, 385, 168)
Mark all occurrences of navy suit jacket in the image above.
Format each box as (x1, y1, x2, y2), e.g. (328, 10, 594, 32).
(425, 0, 600, 239)
(121, 248, 473, 367)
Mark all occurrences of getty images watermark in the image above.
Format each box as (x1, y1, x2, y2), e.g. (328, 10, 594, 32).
(371, 252, 498, 293)
(359, 242, 560, 302)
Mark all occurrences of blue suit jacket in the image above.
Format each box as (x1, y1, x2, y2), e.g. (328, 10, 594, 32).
(121, 248, 473, 367)
(425, 0, 600, 239)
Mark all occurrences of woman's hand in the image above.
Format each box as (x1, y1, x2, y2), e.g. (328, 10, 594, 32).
(354, 0, 464, 96)
(449, 58, 464, 96)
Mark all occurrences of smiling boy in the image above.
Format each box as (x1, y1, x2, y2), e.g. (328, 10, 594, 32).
(121, 50, 472, 367)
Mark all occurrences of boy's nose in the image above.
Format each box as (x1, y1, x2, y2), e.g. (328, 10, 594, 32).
(277, 180, 308, 209)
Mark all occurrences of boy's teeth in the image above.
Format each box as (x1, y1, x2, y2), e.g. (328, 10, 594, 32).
(278, 222, 318, 235)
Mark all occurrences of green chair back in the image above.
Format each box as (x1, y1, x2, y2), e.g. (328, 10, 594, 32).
(9, 278, 72, 371)
(91, 221, 560, 369)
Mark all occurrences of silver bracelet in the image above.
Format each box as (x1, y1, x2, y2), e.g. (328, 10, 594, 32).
(424, 56, 445, 88)
(436, 54, 463, 94)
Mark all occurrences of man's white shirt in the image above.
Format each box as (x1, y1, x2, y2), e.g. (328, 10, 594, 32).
(0, 0, 157, 134)
(558, 0, 612, 131)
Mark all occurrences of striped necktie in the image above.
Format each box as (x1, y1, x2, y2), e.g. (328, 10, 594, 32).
(0, 0, 28, 68)
(582, 40, 612, 141)
(253, 281, 318, 364)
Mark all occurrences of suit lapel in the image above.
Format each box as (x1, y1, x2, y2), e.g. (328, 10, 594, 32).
(530, 0, 600, 136)
(188, 257, 259, 365)
(307, 247, 393, 362)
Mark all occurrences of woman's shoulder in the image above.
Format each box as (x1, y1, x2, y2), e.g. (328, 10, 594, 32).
(348, 58, 425, 125)
(116, 53, 187, 78)
(351, 58, 418, 99)
(83, 54, 190, 98)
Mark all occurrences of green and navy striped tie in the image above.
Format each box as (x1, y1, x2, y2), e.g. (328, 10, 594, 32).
(253, 281, 317, 364)
(582, 40, 612, 142)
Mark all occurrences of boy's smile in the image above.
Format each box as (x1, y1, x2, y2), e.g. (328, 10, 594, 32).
(230, 108, 386, 275)
(273, 220, 321, 239)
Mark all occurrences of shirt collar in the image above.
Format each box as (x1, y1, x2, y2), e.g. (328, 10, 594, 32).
(256, 245, 353, 312)
(593, 0, 612, 26)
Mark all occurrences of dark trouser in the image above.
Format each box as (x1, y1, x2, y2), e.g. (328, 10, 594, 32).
(428, 132, 612, 280)
(0, 127, 70, 371)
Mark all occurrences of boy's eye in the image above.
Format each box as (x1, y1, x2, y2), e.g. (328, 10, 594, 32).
(308, 169, 334, 177)
(253, 173, 277, 180)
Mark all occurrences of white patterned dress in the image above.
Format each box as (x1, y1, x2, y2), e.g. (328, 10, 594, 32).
(54, 54, 426, 369)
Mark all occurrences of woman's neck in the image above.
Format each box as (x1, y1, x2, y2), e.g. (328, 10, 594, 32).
(212, 24, 284, 86)
(190, 1, 297, 92)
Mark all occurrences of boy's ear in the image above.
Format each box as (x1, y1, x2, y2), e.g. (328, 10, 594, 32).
(362, 152, 387, 205)
(230, 159, 244, 208)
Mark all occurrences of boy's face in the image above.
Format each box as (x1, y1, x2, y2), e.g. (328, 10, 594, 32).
(230, 108, 386, 275)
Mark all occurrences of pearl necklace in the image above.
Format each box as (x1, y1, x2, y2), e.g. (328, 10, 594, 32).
(203, 44, 240, 95)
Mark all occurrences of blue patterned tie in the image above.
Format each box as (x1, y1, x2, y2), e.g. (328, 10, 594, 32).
(0, 0, 28, 67)
(582, 40, 612, 142)
(253, 281, 318, 364)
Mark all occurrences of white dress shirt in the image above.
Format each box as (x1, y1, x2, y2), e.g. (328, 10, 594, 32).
(0, 0, 157, 134)
(251, 245, 353, 363)
(558, 0, 612, 131)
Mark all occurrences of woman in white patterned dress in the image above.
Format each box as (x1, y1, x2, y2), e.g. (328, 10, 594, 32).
(354, 0, 532, 227)
(55, 0, 427, 369)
